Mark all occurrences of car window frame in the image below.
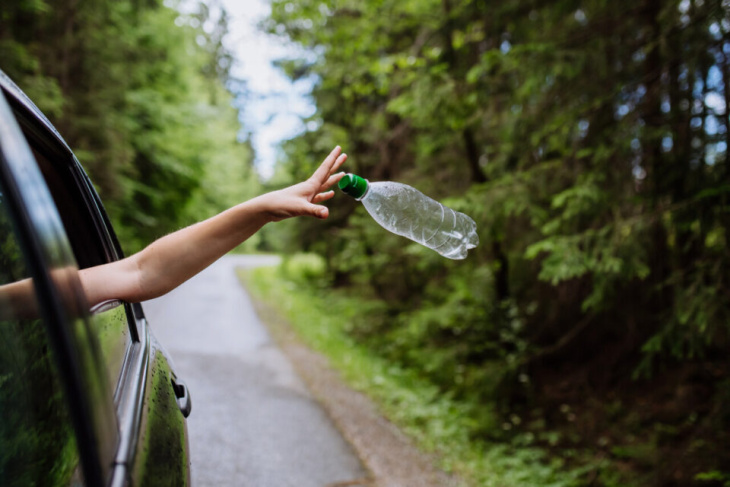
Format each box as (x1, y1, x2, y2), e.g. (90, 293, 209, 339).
(0, 87, 116, 486)
(0, 75, 157, 486)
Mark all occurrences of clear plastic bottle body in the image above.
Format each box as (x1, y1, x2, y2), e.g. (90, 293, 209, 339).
(359, 181, 479, 260)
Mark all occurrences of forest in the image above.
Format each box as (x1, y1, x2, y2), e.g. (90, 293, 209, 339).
(2, 0, 729, 485)
(263, 0, 730, 484)
(0, 0, 259, 252)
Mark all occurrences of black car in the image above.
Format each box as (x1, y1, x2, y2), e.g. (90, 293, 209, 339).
(0, 70, 191, 486)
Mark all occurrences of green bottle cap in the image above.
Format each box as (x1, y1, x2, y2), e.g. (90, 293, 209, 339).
(338, 173, 369, 199)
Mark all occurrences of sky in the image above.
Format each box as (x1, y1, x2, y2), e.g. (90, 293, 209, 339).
(218, 0, 316, 180)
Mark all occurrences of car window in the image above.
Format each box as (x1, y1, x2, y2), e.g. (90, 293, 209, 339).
(30, 145, 112, 269)
(24, 136, 134, 393)
(0, 191, 83, 487)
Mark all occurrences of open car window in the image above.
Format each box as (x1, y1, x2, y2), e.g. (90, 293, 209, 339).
(20, 126, 135, 393)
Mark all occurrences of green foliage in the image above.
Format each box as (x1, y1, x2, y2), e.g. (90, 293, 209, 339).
(0, 319, 79, 487)
(0, 0, 258, 253)
(278, 252, 331, 290)
(695, 471, 730, 487)
(243, 263, 593, 487)
(264, 0, 730, 483)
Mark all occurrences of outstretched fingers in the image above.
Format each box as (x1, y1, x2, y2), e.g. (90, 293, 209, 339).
(306, 146, 348, 216)
(312, 146, 342, 183)
(312, 190, 335, 204)
(322, 167, 346, 191)
(331, 153, 347, 176)
(314, 152, 347, 189)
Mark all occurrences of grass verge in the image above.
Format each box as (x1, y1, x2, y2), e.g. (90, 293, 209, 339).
(239, 256, 594, 487)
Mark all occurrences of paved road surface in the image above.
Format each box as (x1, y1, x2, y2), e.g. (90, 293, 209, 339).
(142, 255, 368, 487)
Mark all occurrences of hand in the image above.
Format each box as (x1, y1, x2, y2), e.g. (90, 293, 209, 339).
(263, 146, 348, 222)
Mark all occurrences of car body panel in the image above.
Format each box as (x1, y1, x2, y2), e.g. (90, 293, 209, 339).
(0, 84, 117, 486)
(0, 69, 190, 486)
(131, 344, 191, 487)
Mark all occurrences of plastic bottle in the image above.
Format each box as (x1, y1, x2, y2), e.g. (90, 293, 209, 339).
(338, 173, 479, 260)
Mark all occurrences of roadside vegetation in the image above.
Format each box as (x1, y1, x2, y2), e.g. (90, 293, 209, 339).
(4, 0, 728, 484)
(0, 0, 260, 252)
(254, 1, 730, 485)
(242, 255, 597, 487)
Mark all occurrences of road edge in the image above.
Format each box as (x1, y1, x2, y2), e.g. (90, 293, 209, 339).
(242, 278, 463, 487)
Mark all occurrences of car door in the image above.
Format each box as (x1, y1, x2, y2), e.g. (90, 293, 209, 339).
(0, 137, 89, 486)
(0, 71, 190, 486)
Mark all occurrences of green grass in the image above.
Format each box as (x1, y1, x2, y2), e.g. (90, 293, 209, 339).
(238, 254, 597, 487)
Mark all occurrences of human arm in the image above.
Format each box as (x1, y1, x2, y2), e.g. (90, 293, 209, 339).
(78, 146, 347, 306)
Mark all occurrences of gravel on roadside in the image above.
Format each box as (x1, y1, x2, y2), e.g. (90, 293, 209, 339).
(247, 288, 464, 487)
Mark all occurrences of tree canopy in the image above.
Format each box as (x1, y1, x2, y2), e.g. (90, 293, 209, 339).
(3, 0, 728, 483)
(0, 0, 258, 252)
(263, 0, 730, 483)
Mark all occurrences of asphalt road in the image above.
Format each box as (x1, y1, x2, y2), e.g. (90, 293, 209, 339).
(142, 255, 368, 487)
